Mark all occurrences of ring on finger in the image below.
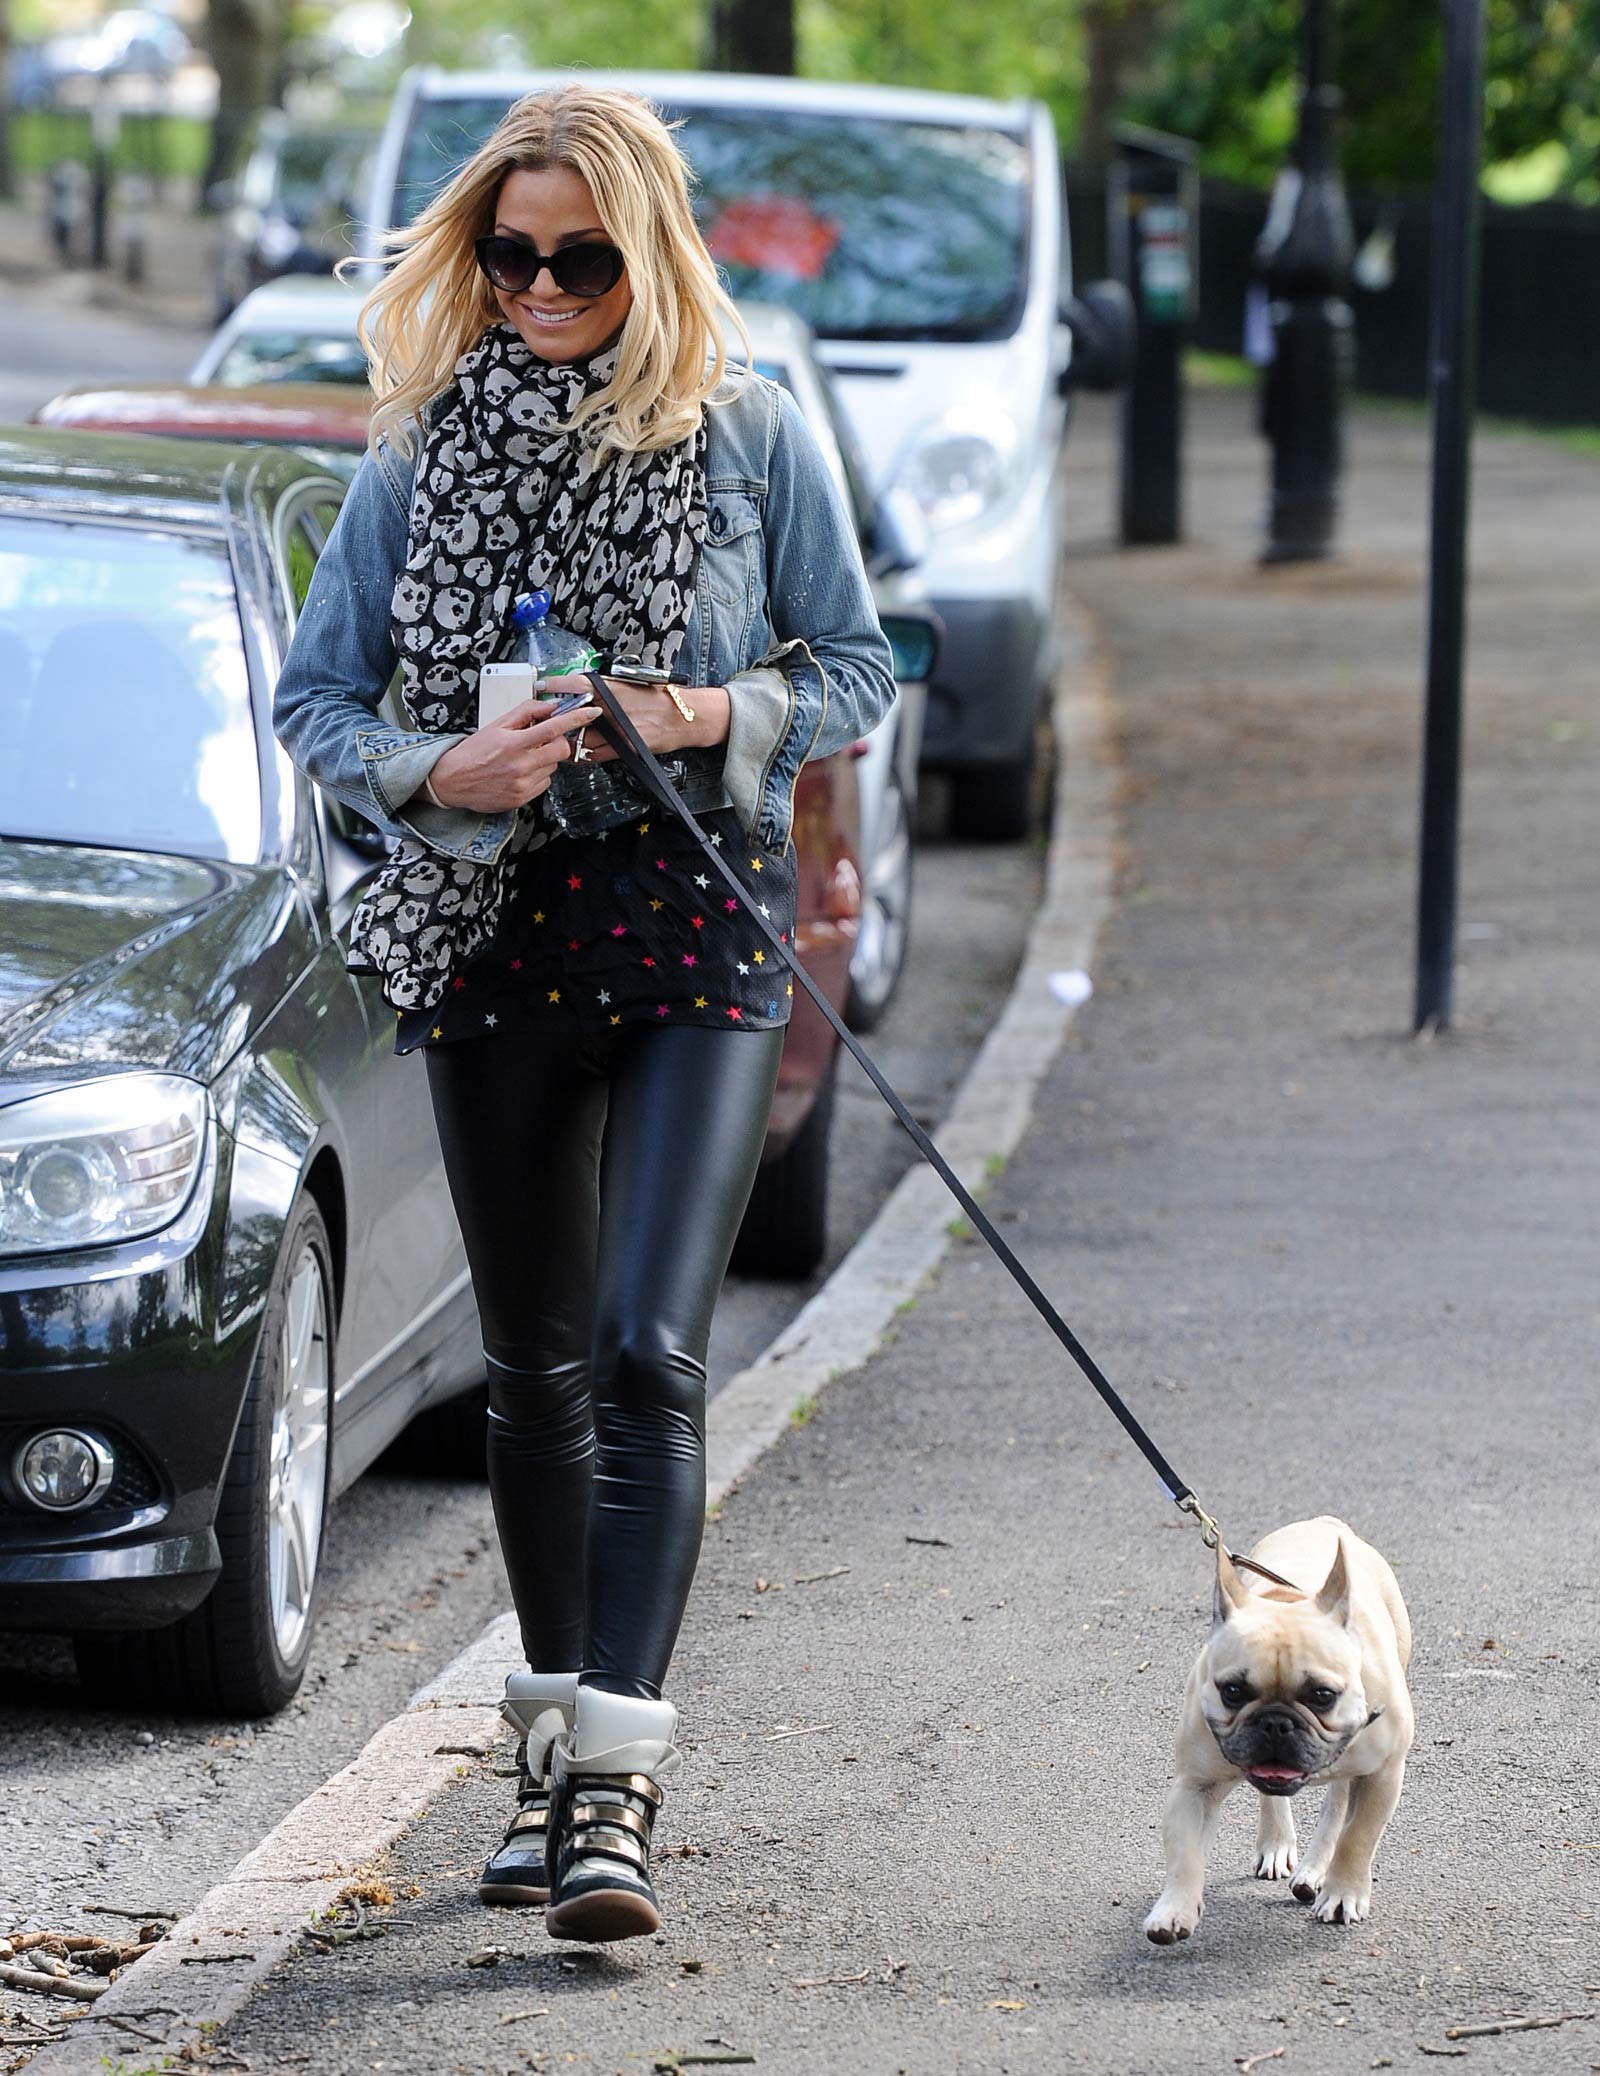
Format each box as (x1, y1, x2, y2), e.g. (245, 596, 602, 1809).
(571, 727, 589, 763)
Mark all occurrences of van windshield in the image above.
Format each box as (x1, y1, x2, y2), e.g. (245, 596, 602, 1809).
(394, 98, 1031, 343)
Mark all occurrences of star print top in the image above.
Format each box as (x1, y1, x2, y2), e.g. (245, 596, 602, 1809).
(392, 807, 799, 1054)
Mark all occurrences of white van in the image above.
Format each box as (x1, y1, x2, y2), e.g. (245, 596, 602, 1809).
(363, 71, 1108, 838)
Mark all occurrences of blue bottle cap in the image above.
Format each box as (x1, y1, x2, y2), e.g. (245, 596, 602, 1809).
(510, 589, 551, 629)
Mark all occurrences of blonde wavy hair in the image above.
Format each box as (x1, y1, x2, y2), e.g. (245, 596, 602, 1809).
(356, 84, 749, 460)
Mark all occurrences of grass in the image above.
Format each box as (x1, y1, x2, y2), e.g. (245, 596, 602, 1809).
(788, 1393, 819, 1429)
(1185, 347, 1600, 459)
(12, 107, 210, 182)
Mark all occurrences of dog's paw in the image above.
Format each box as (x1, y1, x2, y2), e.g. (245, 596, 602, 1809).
(1312, 1882, 1371, 1926)
(1253, 1840, 1296, 1881)
(1289, 1869, 1324, 1905)
(1143, 1893, 1203, 1945)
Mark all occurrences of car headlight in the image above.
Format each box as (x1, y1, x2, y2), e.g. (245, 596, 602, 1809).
(895, 409, 1021, 531)
(0, 1074, 208, 1257)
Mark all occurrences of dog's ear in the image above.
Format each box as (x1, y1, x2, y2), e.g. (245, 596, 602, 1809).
(1314, 1537, 1353, 1626)
(1213, 1544, 1249, 1627)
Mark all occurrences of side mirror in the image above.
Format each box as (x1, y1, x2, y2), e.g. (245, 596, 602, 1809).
(867, 485, 929, 578)
(878, 609, 942, 685)
(1059, 278, 1138, 394)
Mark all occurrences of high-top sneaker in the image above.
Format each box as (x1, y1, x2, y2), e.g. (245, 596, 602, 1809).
(544, 1688, 681, 1942)
(477, 1671, 580, 1906)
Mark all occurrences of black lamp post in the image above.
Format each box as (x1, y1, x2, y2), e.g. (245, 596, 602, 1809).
(1253, 0, 1355, 561)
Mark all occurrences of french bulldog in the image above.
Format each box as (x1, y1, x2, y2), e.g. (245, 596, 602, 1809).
(1144, 1515, 1413, 1943)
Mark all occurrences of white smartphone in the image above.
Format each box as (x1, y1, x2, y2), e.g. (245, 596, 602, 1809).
(477, 661, 535, 731)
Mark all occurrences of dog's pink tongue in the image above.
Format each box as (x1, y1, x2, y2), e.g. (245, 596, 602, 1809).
(1249, 1764, 1303, 1782)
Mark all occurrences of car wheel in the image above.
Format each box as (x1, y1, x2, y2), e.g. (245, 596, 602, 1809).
(729, 1053, 836, 1281)
(76, 1199, 335, 1718)
(948, 723, 1039, 844)
(381, 1381, 489, 1479)
(847, 761, 914, 1033)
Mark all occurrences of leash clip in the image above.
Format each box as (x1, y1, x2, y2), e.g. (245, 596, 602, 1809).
(1176, 1493, 1221, 1549)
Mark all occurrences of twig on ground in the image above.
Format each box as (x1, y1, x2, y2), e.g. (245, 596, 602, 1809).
(0, 1962, 108, 2002)
(102, 2014, 174, 2045)
(1234, 2052, 1285, 2074)
(793, 1566, 851, 1584)
(1446, 2012, 1598, 2040)
(496, 2009, 552, 2024)
(80, 1905, 177, 1923)
(791, 1968, 871, 1988)
(905, 1535, 952, 1548)
(761, 1723, 833, 1742)
(176, 1952, 257, 1966)
(651, 2054, 755, 2071)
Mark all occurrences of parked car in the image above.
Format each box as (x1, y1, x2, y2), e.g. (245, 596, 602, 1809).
(34, 381, 374, 478)
(210, 113, 373, 322)
(190, 274, 370, 388)
(0, 427, 859, 1713)
(361, 69, 1128, 839)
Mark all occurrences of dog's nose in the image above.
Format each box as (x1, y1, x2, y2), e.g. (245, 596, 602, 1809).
(1255, 1707, 1301, 1749)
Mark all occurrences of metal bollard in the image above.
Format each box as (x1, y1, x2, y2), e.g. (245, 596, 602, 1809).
(1109, 124, 1198, 547)
(1252, 0, 1355, 562)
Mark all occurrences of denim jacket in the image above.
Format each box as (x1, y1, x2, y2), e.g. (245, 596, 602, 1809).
(273, 369, 897, 861)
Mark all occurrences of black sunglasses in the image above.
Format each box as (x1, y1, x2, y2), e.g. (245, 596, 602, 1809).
(474, 233, 625, 299)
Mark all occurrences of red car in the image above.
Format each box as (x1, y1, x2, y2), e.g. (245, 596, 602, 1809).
(33, 380, 863, 1276)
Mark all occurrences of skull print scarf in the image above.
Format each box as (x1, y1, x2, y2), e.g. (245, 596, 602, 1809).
(346, 321, 708, 1013)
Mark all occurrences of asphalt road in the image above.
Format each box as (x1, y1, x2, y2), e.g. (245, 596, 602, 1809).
(0, 286, 1045, 1951)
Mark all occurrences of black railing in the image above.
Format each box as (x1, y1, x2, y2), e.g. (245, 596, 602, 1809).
(1066, 165, 1600, 430)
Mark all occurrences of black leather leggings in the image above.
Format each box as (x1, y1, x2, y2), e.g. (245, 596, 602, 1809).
(424, 1022, 783, 1698)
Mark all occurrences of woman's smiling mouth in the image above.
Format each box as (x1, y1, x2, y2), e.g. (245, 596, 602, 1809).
(519, 304, 583, 328)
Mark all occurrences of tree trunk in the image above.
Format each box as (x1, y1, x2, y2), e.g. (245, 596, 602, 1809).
(1080, 0, 1171, 163)
(0, 0, 14, 200)
(706, 0, 795, 74)
(202, 0, 282, 195)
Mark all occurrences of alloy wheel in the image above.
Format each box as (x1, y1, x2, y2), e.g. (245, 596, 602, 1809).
(267, 1240, 330, 1662)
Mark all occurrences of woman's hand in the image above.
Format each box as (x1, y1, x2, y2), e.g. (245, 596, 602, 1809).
(551, 677, 731, 764)
(427, 696, 601, 812)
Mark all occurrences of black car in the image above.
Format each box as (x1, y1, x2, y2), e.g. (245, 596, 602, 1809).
(0, 430, 487, 1716)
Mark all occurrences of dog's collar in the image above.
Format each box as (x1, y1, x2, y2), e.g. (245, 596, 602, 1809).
(1228, 1551, 1305, 1592)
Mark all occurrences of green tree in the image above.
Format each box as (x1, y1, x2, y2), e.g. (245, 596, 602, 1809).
(1127, 0, 1600, 198)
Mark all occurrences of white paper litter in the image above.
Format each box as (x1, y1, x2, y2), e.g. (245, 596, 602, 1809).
(1047, 968, 1094, 1008)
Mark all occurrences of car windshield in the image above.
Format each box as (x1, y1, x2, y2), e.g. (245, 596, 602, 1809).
(212, 330, 368, 386)
(396, 98, 1030, 341)
(0, 516, 261, 863)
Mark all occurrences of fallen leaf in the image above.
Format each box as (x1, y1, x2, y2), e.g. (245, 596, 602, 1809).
(988, 2000, 1028, 2012)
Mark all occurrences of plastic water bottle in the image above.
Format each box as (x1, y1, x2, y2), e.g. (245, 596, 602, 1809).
(507, 589, 601, 676)
(479, 589, 601, 728)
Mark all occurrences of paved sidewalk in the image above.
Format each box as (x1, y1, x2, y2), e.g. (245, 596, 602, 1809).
(0, 180, 215, 330)
(161, 393, 1600, 2071)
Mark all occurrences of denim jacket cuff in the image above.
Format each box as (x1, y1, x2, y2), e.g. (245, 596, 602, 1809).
(355, 725, 515, 863)
(721, 665, 790, 836)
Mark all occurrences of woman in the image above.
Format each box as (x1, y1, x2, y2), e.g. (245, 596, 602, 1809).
(273, 84, 895, 1946)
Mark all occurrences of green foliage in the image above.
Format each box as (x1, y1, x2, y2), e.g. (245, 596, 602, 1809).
(398, 0, 1087, 140)
(1128, 0, 1600, 199)
(403, 0, 701, 72)
(801, 0, 1086, 140)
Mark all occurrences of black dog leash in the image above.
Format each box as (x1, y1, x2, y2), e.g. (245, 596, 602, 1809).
(582, 671, 1297, 1588)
